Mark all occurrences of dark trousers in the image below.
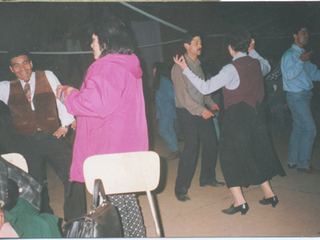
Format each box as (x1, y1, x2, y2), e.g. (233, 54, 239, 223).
(175, 108, 218, 194)
(12, 131, 87, 219)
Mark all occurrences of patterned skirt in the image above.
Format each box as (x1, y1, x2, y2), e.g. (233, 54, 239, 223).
(108, 194, 146, 237)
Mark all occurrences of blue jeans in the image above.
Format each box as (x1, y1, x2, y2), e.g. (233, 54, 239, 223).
(158, 116, 179, 152)
(286, 90, 317, 168)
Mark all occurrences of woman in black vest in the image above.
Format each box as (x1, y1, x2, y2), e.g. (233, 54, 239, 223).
(173, 28, 286, 215)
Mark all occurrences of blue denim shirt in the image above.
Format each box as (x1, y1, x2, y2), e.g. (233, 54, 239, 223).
(281, 44, 320, 92)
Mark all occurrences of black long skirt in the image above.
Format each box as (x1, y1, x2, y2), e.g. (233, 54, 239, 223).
(219, 101, 286, 188)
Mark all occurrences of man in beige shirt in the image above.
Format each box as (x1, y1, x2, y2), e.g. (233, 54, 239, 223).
(171, 31, 224, 202)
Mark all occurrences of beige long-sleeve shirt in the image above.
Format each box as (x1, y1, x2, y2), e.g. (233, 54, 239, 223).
(171, 53, 215, 116)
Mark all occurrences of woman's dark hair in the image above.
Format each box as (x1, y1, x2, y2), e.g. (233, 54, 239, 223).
(152, 62, 171, 91)
(224, 28, 252, 53)
(92, 17, 134, 58)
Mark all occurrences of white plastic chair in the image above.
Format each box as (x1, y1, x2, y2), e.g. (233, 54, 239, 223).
(1, 153, 28, 173)
(83, 151, 162, 237)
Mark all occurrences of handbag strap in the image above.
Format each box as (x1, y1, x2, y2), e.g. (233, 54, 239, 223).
(91, 179, 108, 209)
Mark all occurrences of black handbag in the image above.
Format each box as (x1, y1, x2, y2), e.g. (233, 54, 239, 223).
(63, 179, 123, 238)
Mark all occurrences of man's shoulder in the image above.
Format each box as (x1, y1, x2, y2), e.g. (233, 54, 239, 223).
(282, 45, 298, 57)
(171, 63, 182, 72)
(171, 64, 184, 80)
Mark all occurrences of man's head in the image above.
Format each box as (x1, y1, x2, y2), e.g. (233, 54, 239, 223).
(7, 49, 33, 82)
(293, 26, 309, 48)
(224, 28, 251, 53)
(183, 31, 202, 60)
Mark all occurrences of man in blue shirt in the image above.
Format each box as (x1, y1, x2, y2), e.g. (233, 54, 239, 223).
(281, 26, 320, 173)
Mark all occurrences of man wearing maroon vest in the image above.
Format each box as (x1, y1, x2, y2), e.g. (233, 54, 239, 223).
(0, 49, 86, 220)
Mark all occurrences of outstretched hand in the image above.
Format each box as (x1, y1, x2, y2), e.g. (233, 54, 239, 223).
(300, 51, 313, 62)
(173, 54, 188, 70)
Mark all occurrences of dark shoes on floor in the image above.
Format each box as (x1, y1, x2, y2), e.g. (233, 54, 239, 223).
(222, 203, 249, 215)
(222, 196, 279, 215)
(259, 196, 279, 207)
(297, 165, 320, 174)
(200, 181, 225, 187)
(175, 192, 191, 202)
(288, 164, 297, 169)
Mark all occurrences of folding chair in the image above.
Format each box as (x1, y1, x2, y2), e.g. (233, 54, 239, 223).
(1, 153, 28, 173)
(83, 151, 162, 237)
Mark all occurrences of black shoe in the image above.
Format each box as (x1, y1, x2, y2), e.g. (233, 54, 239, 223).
(200, 181, 225, 187)
(297, 165, 320, 174)
(222, 203, 249, 215)
(175, 192, 191, 202)
(259, 196, 279, 207)
(287, 164, 297, 169)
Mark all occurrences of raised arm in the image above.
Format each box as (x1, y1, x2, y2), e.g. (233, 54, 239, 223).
(248, 39, 271, 76)
(173, 55, 238, 95)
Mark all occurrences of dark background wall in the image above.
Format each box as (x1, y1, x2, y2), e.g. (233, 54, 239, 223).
(0, 2, 319, 83)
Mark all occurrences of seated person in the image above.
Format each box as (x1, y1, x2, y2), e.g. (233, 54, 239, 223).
(0, 156, 61, 237)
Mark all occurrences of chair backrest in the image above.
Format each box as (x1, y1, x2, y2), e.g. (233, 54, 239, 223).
(1, 153, 28, 173)
(83, 151, 160, 195)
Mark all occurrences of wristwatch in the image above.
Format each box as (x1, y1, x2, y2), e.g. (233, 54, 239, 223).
(62, 125, 68, 128)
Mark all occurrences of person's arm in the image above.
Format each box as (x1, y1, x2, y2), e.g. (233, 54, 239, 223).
(45, 71, 75, 138)
(204, 94, 217, 110)
(46, 71, 75, 125)
(281, 51, 305, 81)
(0, 81, 10, 105)
(173, 55, 238, 95)
(182, 66, 238, 95)
(248, 50, 271, 77)
(306, 61, 320, 82)
(247, 39, 271, 77)
(63, 65, 124, 118)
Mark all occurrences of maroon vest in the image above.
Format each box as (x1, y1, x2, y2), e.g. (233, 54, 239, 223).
(223, 56, 264, 110)
(8, 71, 60, 136)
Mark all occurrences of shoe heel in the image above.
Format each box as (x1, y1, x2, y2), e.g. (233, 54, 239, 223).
(240, 203, 249, 215)
(271, 197, 279, 208)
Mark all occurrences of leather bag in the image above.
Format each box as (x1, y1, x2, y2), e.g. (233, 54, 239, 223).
(63, 179, 123, 238)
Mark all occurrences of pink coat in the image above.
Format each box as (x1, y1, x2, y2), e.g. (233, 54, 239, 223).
(65, 54, 149, 182)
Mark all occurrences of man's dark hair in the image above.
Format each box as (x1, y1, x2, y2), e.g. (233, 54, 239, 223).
(224, 28, 252, 53)
(7, 48, 32, 67)
(91, 16, 134, 58)
(292, 24, 309, 36)
(182, 30, 202, 45)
